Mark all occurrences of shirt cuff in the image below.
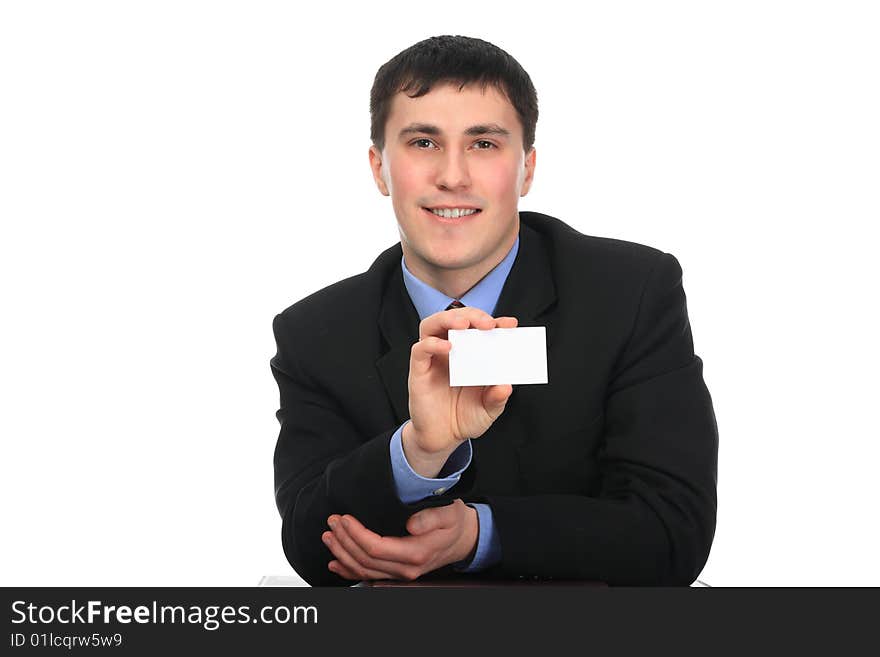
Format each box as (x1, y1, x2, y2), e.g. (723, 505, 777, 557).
(454, 503, 502, 572)
(389, 420, 473, 504)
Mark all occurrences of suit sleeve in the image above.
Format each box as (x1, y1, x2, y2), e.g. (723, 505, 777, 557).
(271, 313, 469, 586)
(481, 252, 718, 585)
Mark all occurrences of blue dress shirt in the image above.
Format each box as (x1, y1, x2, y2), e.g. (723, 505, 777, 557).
(389, 236, 519, 572)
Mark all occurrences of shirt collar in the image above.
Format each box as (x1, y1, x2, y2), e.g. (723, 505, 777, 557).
(401, 236, 520, 321)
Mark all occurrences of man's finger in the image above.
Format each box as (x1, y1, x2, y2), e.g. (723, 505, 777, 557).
(409, 337, 451, 376)
(483, 383, 514, 417)
(329, 521, 419, 578)
(494, 316, 519, 329)
(328, 560, 360, 581)
(335, 515, 434, 567)
(328, 560, 393, 582)
(324, 531, 388, 579)
(419, 307, 496, 340)
(322, 531, 395, 580)
(406, 504, 456, 535)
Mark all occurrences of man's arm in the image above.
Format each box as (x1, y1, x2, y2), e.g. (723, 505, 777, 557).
(272, 308, 512, 586)
(272, 313, 428, 586)
(482, 252, 718, 585)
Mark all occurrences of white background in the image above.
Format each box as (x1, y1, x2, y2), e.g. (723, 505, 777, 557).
(1, 1, 877, 587)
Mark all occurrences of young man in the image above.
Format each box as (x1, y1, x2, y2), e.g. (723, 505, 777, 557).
(271, 36, 718, 586)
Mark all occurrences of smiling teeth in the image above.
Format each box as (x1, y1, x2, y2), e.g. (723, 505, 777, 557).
(429, 208, 479, 218)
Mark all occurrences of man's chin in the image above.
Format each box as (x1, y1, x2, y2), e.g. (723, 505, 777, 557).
(421, 250, 484, 272)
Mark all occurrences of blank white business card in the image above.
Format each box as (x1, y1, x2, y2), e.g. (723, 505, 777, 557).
(448, 326, 548, 387)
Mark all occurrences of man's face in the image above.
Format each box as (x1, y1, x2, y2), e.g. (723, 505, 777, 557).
(369, 83, 536, 278)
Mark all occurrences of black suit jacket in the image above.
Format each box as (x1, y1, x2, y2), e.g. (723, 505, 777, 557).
(271, 211, 718, 586)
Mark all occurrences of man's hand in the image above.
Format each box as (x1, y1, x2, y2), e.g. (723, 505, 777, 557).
(405, 307, 518, 476)
(321, 500, 479, 581)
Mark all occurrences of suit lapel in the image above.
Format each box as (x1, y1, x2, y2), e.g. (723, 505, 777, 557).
(376, 263, 421, 424)
(375, 218, 557, 426)
(494, 220, 557, 324)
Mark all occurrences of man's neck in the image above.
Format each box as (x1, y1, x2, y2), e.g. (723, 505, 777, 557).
(402, 228, 519, 300)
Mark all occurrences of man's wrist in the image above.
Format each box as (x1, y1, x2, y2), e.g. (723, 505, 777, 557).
(401, 421, 458, 478)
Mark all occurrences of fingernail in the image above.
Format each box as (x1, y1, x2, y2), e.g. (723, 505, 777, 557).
(328, 518, 337, 529)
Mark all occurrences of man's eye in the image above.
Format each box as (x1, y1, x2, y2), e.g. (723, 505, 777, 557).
(413, 138, 435, 149)
(474, 140, 496, 150)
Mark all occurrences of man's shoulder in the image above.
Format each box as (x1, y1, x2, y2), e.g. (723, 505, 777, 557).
(273, 241, 401, 333)
(521, 211, 669, 276)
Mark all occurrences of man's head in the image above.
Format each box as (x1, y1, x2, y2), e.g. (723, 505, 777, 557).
(368, 36, 539, 293)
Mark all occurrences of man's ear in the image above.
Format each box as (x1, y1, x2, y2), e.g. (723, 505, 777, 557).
(520, 147, 536, 197)
(368, 145, 390, 196)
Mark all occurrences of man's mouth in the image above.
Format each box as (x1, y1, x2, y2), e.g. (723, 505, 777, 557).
(422, 207, 482, 220)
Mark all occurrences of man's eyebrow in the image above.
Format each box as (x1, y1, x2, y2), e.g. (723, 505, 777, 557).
(399, 123, 441, 137)
(464, 123, 510, 137)
(398, 123, 511, 138)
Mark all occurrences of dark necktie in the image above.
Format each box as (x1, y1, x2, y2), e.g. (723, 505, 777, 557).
(445, 299, 465, 310)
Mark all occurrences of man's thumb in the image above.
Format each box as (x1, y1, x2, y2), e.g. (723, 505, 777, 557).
(407, 510, 436, 535)
(483, 384, 513, 417)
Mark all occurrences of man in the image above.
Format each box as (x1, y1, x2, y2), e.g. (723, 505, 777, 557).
(271, 35, 718, 586)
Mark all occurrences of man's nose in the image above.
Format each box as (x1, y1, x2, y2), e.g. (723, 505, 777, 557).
(435, 150, 471, 190)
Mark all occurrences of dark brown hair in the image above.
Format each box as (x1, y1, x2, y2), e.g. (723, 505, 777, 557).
(370, 35, 538, 153)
